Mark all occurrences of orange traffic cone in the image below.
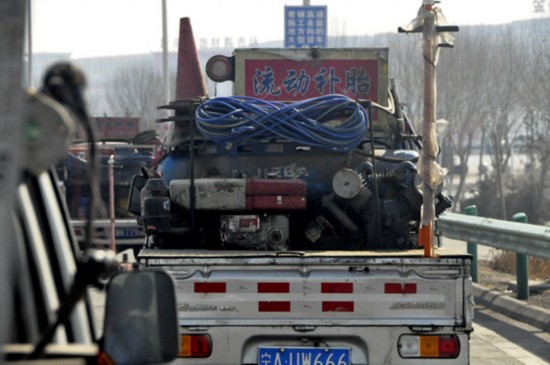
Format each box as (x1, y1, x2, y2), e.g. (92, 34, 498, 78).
(175, 17, 208, 100)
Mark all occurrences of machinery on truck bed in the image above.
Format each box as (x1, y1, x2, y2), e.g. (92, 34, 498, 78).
(130, 17, 473, 365)
(132, 47, 453, 252)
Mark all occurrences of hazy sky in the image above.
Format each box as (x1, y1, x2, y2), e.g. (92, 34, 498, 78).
(32, 0, 547, 58)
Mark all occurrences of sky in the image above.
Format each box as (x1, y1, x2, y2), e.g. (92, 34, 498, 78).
(31, 0, 548, 58)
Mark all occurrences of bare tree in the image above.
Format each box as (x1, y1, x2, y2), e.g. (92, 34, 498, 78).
(106, 63, 167, 131)
(436, 27, 492, 210)
(483, 26, 528, 219)
(517, 19, 550, 223)
(389, 34, 424, 125)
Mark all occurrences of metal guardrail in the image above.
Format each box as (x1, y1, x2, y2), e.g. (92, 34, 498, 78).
(437, 209, 550, 300)
(437, 212, 550, 261)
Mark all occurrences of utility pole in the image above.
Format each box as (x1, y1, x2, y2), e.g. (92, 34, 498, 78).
(162, 0, 170, 104)
(26, 0, 32, 88)
(399, 0, 458, 257)
(420, 2, 438, 257)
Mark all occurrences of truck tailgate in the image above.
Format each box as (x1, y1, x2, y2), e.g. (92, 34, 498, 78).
(139, 248, 472, 327)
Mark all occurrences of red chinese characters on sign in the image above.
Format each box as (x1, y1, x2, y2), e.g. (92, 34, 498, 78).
(244, 59, 379, 102)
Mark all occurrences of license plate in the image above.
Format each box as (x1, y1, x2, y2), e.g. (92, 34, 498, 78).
(115, 227, 141, 238)
(258, 346, 350, 365)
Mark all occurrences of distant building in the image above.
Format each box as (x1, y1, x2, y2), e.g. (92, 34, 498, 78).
(95, 117, 140, 140)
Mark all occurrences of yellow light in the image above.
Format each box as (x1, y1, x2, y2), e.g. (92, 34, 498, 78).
(419, 336, 439, 357)
(178, 334, 212, 358)
(179, 335, 191, 357)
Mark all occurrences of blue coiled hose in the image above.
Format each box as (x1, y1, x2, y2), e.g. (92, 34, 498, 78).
(194, 94, 369, 151)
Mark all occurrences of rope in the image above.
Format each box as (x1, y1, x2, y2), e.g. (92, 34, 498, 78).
(194, 95, 369, 151)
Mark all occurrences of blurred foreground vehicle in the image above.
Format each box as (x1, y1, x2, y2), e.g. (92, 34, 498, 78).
(0, 3, 179, 363)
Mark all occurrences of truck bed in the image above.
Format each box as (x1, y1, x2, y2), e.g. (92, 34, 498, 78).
(138, 248, 472, 327)
(138, 247, 469, 261)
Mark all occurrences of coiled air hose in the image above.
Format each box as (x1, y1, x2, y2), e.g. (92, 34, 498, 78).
(194, 94, 369, 151)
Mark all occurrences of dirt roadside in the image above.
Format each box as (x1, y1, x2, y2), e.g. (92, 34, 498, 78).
(477, 259, 550, 310)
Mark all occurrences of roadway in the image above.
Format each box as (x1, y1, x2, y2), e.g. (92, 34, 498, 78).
(472, 304, 550, 364)
(441, 237, 550, 364)
(439, 236, 494, 260)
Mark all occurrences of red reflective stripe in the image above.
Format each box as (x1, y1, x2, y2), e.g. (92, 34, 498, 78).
(194, 282, 226, 293)
(258, 282, 290, 293)
(322, 301, 354, 312)
(258, 301, 291, 312)
(384, 283, 417, 294)
(321, 282, 353, 293)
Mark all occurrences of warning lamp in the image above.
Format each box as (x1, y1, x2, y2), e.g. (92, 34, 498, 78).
(205, 55, 235, 82)
(398, 334, 460, 359)
(179, 334, 212, 358)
